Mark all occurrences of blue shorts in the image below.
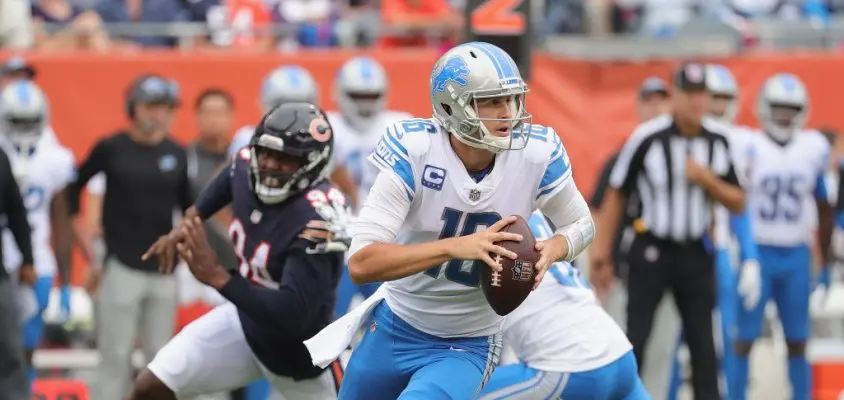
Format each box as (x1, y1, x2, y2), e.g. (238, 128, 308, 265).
(23, 276, 53, 349)
(738, 244, 811, 342)
(477, 351, 649, 400)
(339, 302, 501, 400)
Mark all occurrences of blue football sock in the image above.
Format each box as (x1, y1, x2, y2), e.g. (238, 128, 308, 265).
(732, 355, 749, 400)
(27, 365, 35, 394)
(788, 356, 811, 400)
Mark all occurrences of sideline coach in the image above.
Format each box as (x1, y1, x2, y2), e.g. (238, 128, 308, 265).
(590, 62, 745, 400)
(67, 74, 192, 400)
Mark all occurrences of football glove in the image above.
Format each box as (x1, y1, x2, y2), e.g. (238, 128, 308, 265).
(737, 259, 762, 311)
(300, 191, 354, 255)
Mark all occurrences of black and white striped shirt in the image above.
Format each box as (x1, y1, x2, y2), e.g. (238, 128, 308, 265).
(609, 115, 741, 243)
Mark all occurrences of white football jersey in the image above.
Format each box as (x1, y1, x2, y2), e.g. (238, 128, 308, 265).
(712, 123, 757, 249)
(503, 210, 632, 372)
(2, 134, 75, 276)
(369, 118, 572, 338)
(228, 125, 254, 157)
(328, 110, 411, 209)
(746, 130, 830, 247)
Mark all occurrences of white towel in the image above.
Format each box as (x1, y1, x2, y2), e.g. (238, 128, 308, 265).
(305, 285, 388, 368)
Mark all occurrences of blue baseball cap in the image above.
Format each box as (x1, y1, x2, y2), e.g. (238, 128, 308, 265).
(638, 76, 669, 100)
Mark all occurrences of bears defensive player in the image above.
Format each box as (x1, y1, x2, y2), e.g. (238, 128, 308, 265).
(0, 80, 76, 392)
(130, 103, 351, 399)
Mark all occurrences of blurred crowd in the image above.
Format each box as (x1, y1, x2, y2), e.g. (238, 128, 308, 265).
(548, 0, 841, 37)
(1, 0, 843, 51)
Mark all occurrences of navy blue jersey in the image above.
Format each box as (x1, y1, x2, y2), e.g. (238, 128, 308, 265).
(195, 149, 345, 380)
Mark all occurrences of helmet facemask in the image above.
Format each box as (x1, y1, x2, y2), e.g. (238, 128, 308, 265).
(3, 113, 45, 157)
(708, 93, 738, 124)
(439, 86, 532, 154)
(338, 89, 386, 132)
(762, 102, 805, 142)
(248, 133, 331, 205)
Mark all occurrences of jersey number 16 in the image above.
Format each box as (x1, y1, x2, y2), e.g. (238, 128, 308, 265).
(424, 208, 501, 287)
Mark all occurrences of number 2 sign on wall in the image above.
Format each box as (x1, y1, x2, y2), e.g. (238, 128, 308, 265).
(470, 0, 527, 35)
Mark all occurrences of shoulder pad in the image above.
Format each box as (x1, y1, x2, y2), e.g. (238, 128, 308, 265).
(367, 118, 437, 200)
(230, 148, 251, 173)
(388, 118, 437, 155)
(520, 124, 563, 163)
(298, 186, 354, 254)
(522, 124, 573, 196)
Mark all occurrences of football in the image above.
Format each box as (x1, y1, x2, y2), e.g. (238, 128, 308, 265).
(479, 215, 540, 316)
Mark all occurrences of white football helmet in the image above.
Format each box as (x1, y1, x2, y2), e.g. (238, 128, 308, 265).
(260, 65, 318, 113)
(334, 56, 388, 132)
(756, 73, 809, 142)
(706, 64, 739, 124)
(430, 42, 531, 154)
(0, 80, 49, 158)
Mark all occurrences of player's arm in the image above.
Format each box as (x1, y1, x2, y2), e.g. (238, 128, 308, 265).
(815, 158, 834, 266)
(67, 139, 108, 216)
(1, 151, 33, 267)
(535, 138, 594, 263)
(50, 188, 75, 285)
(835, 159, 844, 230)
(211, 247, 341, 337)
(347, 172, 455, 284)
(142, 161, 233, 270)
(729, 210, 759, 263)
(177, 149, 194, 213)
(193, 160, 235, 220)
(692, 138, 745, 213)
(589, 153, 619, 212)
(593, 131, 651, 264)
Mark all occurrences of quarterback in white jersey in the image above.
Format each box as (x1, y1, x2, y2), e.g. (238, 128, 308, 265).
(733, 73, 831, 400)
(312, 42, 595, 399)
(0, 80, 76, 390)
(228, 65, 319, 155)
(477, 211, 646, 399)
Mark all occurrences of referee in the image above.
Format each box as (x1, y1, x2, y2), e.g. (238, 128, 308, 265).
(590, 62, 745, 400)
(66, 74, 192, 400)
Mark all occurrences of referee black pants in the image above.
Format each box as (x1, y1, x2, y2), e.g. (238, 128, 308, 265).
(625, 233, 720, 400)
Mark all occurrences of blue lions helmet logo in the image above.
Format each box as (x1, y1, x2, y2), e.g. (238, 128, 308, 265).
(432, 56, 470, 93)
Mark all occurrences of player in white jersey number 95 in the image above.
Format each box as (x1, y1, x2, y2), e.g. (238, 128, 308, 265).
(304, 42, 596, 400)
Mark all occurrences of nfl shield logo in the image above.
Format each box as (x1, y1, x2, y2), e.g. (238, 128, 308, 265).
(512, 260, 533, 282)
(250, 210, 262, 224)
(469, 189, 481, 201)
